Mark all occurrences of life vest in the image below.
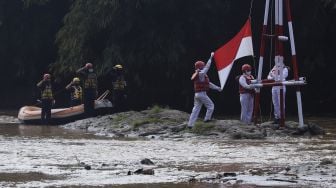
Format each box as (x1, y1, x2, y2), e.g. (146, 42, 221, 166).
(41, 84, 53, 100)
(71, 86, 82, 101)
(239, 75, 254, 94)
(193, 74, 209, 92)
(84, 72, 97, 89)
(112, 77, 126, 91)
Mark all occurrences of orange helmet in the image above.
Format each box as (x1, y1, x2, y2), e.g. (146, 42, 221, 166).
(85, 63, 93, 69)
(242, 64, 252, 72)
(43, 73, 51, 80)
(194, 61, 205, 70)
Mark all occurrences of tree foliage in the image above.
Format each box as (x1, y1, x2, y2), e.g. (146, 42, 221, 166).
(52, 0, 241, 108)
(0, 0, 336, 114)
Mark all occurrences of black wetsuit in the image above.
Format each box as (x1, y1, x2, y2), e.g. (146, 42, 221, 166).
(111, 71, 127, 113)
(38, 81, 53, 124)
(78, 69, 97, 117)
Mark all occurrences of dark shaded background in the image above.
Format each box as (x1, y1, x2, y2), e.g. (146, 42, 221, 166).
(0, 0, 335, 117)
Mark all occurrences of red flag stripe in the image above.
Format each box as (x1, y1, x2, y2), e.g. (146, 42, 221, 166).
(214, 19, 252, 71)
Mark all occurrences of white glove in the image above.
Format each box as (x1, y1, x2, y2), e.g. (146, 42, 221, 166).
(217, 88, 222, 92)
(210, 52, 215, 58)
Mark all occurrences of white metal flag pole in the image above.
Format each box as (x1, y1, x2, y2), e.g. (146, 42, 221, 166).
(285, 0, 305, 128)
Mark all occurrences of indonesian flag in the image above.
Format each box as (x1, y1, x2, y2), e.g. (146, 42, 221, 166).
(214, 19, 254, 89)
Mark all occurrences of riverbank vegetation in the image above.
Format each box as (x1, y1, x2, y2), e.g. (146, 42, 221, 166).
(1, 0, 336, 115)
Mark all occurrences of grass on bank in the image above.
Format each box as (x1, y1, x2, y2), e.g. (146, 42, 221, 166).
(132, 105, 168, 128)
(113, 113, 128, 123)
(191, 121, 216, 134)
(149, 104, 170, 114)
(132, 117, 164, 128)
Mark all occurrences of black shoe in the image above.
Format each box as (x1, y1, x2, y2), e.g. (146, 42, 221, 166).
(204, 119, 213, 123)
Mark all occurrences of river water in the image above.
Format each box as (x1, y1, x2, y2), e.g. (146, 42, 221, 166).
(0, 112, 335, 188)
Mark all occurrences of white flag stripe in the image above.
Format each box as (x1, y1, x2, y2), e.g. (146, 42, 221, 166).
(235, 36, 254, 60)
(217, 36, 253, 89)
(218, 62, 234, 89)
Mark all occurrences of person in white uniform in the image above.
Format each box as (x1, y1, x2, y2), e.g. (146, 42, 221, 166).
(238, 64, 255, 124)
(187, 52, 222, 128)
(267, 59, 288, 124)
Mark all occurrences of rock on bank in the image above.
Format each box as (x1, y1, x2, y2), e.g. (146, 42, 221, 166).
(62, 107, 325, 139)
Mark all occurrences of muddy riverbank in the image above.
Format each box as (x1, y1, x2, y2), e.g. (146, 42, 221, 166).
(62, 107, 325, 139)
(0, 109, 335, 187)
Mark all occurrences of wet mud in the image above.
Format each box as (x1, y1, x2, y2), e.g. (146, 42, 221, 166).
(0, 112, 335, 187)
(0, 172, 65, 182)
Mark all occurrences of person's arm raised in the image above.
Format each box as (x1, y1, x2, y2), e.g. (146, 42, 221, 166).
(201, 52, 214, 75)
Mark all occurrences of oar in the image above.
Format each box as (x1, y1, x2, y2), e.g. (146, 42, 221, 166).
(97, 90, 110, 100)
(101, 90, 110, 100)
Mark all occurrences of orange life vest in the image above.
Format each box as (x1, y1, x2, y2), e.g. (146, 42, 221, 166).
(193, 74, 209, 93)
(239, 75, 254, 94)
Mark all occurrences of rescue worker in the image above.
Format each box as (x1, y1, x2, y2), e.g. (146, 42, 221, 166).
(65, 77, 83, 106)
(267, 59, 288, 124)
(238, 64, 255, 124)
(76, 63, 97, 117)
(111, 64, 127, 112)
(187, 52, 222, 128)
(37, 73, 54, 124)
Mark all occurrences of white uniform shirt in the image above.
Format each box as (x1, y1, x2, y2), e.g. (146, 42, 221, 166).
(239, 74, 253, 90)
(196, 58, 221, 91)
(267, 66, 288, 81)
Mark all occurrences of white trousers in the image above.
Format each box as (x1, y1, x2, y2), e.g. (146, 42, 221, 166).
(188, 92, 214, 127)
(272, 86, 286, 119)
(240, 93, 254, 124)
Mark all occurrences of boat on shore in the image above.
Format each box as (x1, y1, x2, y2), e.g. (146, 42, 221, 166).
(18, 99, 112, 125)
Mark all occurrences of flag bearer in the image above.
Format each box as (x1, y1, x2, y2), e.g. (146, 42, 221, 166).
(187, 52, 222, 128)
(238, 64, 255, 124)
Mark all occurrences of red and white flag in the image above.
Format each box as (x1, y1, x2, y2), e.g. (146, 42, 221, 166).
(214, 19, 254, 89)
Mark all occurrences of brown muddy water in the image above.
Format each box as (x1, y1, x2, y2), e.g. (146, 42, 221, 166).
(0, 112, 335, 188)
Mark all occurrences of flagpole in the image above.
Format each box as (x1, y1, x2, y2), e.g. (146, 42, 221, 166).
(276, 0, 286, 128)
(254, 0, 270, 124)
(285, 0, 305, 128)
